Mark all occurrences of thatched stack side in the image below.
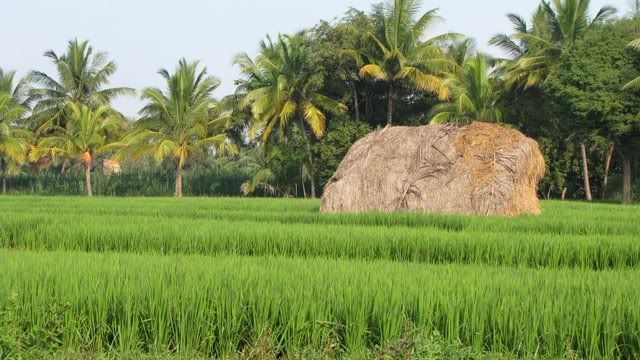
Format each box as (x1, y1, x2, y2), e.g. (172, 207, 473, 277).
(321, 122, 545, 216)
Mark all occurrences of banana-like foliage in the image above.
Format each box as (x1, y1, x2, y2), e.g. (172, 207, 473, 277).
(30, 103, 123, 196)
(347, 0, 459, 124)
(27, 39, 134, 131)
(118, 59, 236, 197)
(490, 0, 617, 89)
(430, 54, 503, 124)
(624, 38, 640, 90)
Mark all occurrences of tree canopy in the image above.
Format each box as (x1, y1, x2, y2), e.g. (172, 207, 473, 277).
(1, 0, 639, 203)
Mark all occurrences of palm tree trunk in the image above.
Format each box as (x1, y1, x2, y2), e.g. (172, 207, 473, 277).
(602, 142, 615, 200)
(175, 157, 184, 197)
(365, 91, 372, 123)
(580, 143, 592, 201)
(352, 81, 360, 122)
(622, 154, 632, 205)
(387, 85, 395, 125)
(306, 141, 316, 199)
(85, 158, 93, 197)
(301, 173, 307, 199)
(298, 119, 317, 199)
(1, 158, 7, 195)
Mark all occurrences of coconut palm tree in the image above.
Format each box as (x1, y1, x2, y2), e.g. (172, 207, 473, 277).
(446, 38, 479, 69)
(350, 0, 458, 125)
(237, 146, 285, 197)
(629, 0, 640, 18)
(430, 54, 503, 124)
(0, 95, 31, 195)
(490, 0, 616, 89)
(0, 69, 32, 194)
(235, 34, 346, 198)
(0, 68, 32, 108)
(30, 103, 123, 197)
(118, 59, 236, 197)
(28, 39, 134, 130)
(491, 0, 616, 203)
(624, 38, 640, 90)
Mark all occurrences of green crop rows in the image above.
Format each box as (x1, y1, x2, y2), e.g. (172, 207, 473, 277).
(1, 197, 639, 358)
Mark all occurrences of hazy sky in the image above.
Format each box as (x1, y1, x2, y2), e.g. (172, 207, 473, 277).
(1, 0, 622, 116)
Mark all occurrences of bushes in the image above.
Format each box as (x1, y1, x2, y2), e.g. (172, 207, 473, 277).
(5, 168, 248, 197)
(0, 293, 70, 357)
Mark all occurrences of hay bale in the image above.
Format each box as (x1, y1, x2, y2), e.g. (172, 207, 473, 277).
(321, 122, 545, 216)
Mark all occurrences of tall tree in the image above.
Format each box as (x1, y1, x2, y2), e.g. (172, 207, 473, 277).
(491, 0, 617, 89)
(0, 69, 31, 194)
(31, 103, 123, 197)
(28, 39, 134, 130)
(0, 68, 32, 108)
(624, 38, 640, 90)
(351, 0, 456, 125)
(311, 10, 375, 124)
(491, 0, 616, 201)
(629, 0, 640, 19)
(119, 59, 236, 197)
(235, 34, 346, 198)
(545, 19, 640, 204)
(445, 38, 478, 69)
(430, 54, 503, 124)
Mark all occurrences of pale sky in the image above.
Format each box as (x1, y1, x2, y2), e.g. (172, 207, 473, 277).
(1, 0, 622, 117)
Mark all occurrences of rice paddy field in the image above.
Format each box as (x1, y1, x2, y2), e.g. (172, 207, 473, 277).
(1, 197, 640, 359)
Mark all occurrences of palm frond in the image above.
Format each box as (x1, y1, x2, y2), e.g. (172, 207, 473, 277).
(359, 64, 388, 80)
(489, 34, 525, 58)
(506, 13, 529, 33)
(623, 76, 640, 91)
(301, 101, 326, 139)
(591, 5, 617, 26)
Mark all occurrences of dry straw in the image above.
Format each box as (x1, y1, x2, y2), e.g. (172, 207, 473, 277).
(321, 122, 546, 216)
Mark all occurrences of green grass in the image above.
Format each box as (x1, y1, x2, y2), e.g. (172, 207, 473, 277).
(1, 197, 639, 270)
(0, 196, 639, 358)
(2, 250, 639, 358)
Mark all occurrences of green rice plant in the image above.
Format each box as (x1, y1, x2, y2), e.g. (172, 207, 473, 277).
(3, 197, 638, 236)
(1, 250, 639, 359)
(1, 197, 639, 270)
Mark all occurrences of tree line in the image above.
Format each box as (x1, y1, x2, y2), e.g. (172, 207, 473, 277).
(1, 0, 639, 203)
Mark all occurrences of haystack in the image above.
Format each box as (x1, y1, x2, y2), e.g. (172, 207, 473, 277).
(321, 122, 545, 216)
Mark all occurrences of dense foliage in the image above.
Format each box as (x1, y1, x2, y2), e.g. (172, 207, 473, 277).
(1, 0, 639, 202)
(4, 168, 248, 197)
(545, 19, 640, 202)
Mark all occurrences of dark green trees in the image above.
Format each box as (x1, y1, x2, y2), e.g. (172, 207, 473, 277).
(545, 20, 640, 204)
